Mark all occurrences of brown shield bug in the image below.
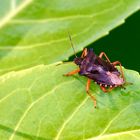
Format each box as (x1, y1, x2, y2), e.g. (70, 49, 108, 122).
(64, 33, 126, 108)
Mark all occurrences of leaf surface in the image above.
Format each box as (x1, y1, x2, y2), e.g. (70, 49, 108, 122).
(0, 63, 140, 140)
(0, 0, 140, 74)
(0, 1, 140, 140)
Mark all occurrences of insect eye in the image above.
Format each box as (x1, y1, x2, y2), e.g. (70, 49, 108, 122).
(74, 57, 83, 65)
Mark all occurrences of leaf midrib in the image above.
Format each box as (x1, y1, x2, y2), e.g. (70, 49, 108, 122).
(0, 0, 33, 29)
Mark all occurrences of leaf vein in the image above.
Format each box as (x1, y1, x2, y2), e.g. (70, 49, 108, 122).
(0, 0, 33, 29)
(98, 104, 132, 137)
(8, 80, 75, 140)
(10, 1, 122, 24)
(86, 129, 140, 140)
(54, 97, 88, 140)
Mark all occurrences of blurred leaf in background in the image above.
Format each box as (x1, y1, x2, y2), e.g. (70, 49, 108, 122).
(0, 0, 139, 74)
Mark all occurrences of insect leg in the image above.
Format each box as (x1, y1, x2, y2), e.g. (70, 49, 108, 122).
(86, 79, 97, 108)
(99, 52, 111, 63)
(100, 86, 114, 92)
(81, 48, 88, 58)
(64, 69, 80, 76)
(112, 61, 125, 82)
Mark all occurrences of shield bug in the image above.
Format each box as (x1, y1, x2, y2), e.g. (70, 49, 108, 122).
(64, 33, 126, 108)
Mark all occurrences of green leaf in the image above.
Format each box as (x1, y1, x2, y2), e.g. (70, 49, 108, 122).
(0, 0, 140, 74)
(0, 63, 140, 140)
(0, 0, 24, 19)
(0, 1, 140, 139)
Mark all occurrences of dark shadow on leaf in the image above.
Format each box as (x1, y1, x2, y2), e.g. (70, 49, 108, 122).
(0, 124, 48, 140)
(68, 10, 140, 72)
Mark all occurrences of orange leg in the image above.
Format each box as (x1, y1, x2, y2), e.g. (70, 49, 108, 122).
(112, 61, 125, 82)
(81, 48, 88, 58)
(64, 69, 80, 76)
(100, 86, 114, 92)
(86, 79, 97, 108)
(99, 52, 111, 63)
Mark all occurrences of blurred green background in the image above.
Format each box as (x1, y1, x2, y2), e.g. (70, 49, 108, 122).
(69, 10, 140, 73)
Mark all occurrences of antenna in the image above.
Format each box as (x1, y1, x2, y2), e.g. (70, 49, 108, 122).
(68, 31, 77, 58)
